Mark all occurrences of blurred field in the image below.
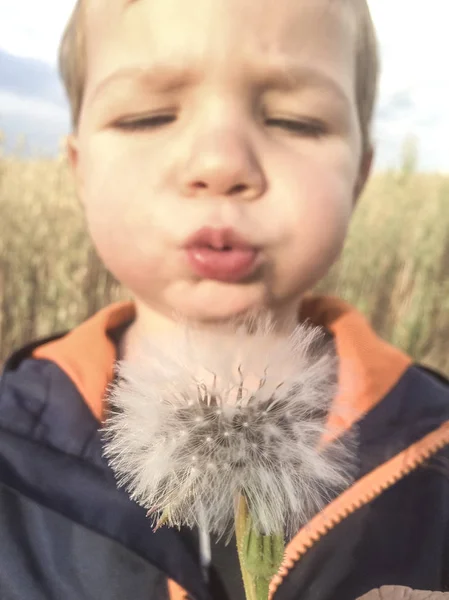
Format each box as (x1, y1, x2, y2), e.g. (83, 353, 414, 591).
(1, 144, 449, 375)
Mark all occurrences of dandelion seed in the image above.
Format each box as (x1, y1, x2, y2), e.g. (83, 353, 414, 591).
(102, 310, 356, 544)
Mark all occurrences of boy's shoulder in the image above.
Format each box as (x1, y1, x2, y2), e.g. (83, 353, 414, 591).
(356, 361, 449, 480)
(0, 330, 103, 464)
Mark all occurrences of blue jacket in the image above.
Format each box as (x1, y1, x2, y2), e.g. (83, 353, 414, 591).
(1, 295, 449, 600)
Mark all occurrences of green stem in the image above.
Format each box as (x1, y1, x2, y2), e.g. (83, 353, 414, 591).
(235, 494, 258, 600)
(234, 494, 285, 600)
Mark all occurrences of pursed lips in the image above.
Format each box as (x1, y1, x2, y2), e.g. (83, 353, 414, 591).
(183, 226, 260, 283)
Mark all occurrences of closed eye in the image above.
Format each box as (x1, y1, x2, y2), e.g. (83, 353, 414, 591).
(112, 114, 326, 138)
(266, 118, 326, 137)
(113, 114, 176, 131)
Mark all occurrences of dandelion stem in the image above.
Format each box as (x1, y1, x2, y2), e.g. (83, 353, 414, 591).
(234, 493, 285, 600)
(235, 494, 258, 600)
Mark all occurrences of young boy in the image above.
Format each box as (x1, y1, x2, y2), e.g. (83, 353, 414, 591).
(1, 1, 449, 599)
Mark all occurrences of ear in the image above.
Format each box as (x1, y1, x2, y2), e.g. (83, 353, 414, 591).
(66, 134, 85, 206)
(353, 146, 374, 203)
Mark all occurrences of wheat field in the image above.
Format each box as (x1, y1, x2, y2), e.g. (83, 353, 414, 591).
(1, 146, 449, 375)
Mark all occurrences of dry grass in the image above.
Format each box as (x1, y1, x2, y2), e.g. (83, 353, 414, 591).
(1, 148, 449, 375)
(0, 152, 128, 361)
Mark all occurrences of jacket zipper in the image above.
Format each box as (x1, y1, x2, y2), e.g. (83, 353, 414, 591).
(268, 422, 449, 599)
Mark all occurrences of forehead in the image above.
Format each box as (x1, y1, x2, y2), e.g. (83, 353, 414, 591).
(83, 0, 356, 89)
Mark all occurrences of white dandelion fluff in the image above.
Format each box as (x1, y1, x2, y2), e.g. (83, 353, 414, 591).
(102, 312, 356, 545)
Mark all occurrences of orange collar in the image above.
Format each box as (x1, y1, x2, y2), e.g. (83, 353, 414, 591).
(32, 296, 412, 433)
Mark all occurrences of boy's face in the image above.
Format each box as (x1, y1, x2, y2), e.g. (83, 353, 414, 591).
(70, 0, 371, 326)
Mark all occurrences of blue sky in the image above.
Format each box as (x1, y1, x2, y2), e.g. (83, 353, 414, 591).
(0, 0, 448, 171)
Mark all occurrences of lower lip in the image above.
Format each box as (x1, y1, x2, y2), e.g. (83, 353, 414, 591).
(185, 247, 259, 283)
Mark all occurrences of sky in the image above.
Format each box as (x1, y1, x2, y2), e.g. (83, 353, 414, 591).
(0, 0, 448, 171)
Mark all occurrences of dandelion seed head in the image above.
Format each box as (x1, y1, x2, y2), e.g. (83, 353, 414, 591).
(103, 310, 356, 542)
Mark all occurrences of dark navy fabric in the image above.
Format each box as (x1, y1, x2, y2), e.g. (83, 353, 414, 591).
(357, 364, 449, 476)
(2, 333, 449, 600)
(0, 483, 169, 600)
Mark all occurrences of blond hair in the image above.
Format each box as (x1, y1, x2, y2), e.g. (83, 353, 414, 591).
(59, 0, 379, 153)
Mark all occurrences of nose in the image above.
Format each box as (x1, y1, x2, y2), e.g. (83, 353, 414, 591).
(179, 127, 267, 201)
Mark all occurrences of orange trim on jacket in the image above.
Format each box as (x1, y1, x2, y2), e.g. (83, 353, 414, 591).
(32, 301, 135, 422)
(167, 578, 191, 600)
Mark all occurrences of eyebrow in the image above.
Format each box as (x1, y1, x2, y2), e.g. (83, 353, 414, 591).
(85, 60, 351, 109)
(86, 64, 199, 107)
(262, 63, 351, 106)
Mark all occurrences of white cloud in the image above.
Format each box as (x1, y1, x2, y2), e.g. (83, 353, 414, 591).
(0, 90, 68, 122)
(0, 0, 448, 170)
(368, 0, 449, 171)
(0, 0, 74, 64)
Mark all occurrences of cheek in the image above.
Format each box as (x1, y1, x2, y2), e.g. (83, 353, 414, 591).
(273, 156, 354, 291)
(272, 147, 354, 237)
(299, 164, 352, 247)
(78, 141, 168, 289)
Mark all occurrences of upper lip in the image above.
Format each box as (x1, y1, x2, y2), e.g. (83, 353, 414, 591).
(184, 227, 257, 250)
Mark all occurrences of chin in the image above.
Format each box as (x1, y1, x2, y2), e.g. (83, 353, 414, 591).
(172, 281, 268, 324)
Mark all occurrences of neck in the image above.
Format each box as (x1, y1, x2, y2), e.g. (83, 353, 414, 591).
(120, 296, 304, 363)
